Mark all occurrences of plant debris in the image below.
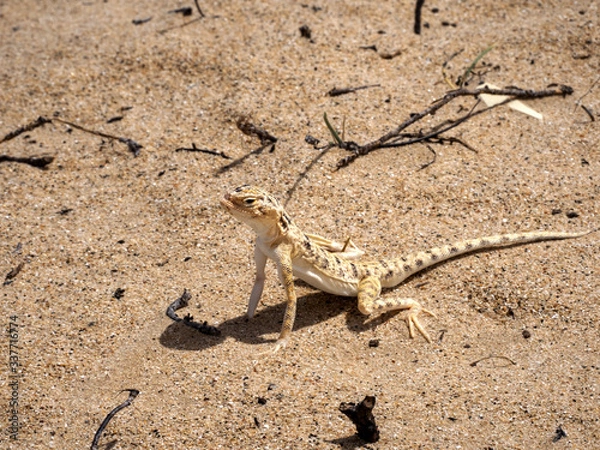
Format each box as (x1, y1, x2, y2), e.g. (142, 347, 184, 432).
(193, 0, 205, 17)
(216, 116, 278, 173)
(299, 24, 312, 39)
(470, 355, 517, 367)
(552, 425, 568, 442)
(413, 0, 426, 34)
(327, 84, 380, 97)
(0, 153, 54, 168)
(168, 7, 193, 16)
(166, 289, 221, 336)
(0, 116, 51, 143)
(175, 142, 231, 159)
(1, 115, 143, 156)
(236, 115, 278, 147)
(4, 262, 24, 285)
(324, 84, 572, 169)
(90, 389, 139, 450)
(132, 17, 152, 25)
(339, 395, 380, 443)
(378, 49, 402, 59)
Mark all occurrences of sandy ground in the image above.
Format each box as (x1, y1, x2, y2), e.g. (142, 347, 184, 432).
(1, 1, 599, 448)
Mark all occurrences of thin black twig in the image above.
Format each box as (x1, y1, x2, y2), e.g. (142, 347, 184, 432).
(470, 355, 517, 367)
(90, 389, 139, 450)
(1, 116, 143, 156)
(418, 145, 436, 170)
(580, 104, 595, 122)
(158, 17, 203, 34)
(54, 118, 143, 156)
(193, 0, 205, 17)
(574, 75, 599, 107)
(378, 98, 489, 149)
(166, 289, 221, 336)
(168, 7, 193, 16)
(175, 142, 231, 159)
(414, 0, 425, 34)
(0, 116, 51, 143)
(0, 154, 54, 168)
(132, 17, 152, 25)
(327, 84, 380, 97)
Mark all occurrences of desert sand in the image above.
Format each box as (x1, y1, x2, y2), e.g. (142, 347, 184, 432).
(1, 1, 598, 448)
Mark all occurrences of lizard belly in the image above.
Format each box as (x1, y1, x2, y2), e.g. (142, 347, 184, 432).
(255, 239, 358, 297)
(292, 258, 358, 297)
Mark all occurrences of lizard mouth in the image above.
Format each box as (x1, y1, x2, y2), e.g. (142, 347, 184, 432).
(220, 194, 255, 217)
(220, 194, 235, 210)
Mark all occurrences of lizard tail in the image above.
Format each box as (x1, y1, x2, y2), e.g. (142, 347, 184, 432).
(383, 230, 594, 288)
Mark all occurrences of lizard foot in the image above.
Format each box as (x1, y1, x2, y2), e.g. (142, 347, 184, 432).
(404, 305, 437, 343)
(258, 337, 289, 357)
(370, 296, 436, 343)
(252, 338, 290, 368)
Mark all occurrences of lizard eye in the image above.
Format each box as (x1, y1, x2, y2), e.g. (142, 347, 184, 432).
(244, 198, 256, 205)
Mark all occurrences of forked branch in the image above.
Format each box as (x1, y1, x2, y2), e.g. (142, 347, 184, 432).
(326, 84, 572, 169)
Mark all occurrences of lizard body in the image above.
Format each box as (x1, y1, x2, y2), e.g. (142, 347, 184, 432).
(221, 185, 592, 350)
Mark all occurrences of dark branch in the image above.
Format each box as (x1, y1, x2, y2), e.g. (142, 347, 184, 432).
(193, 0, 205, 17)
(176, 142, 231, 159)
(236, 115, 278, 146)
(0, 154, 54, 168)
(332, 84, 572, 169)
(166, 289, 221, 336)
(327, 84, 380, 97)
(54, 118, 143, 156)
(339, 396, 380, 443)
(0, 116, 51, 143)
(414, 0, 425, 34)
(90, 389, 139, 450)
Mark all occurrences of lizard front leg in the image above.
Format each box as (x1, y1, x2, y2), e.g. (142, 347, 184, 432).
(247, 243, 268, 318)
(357, 276, 436, 343)
(271, 247, 297, 352)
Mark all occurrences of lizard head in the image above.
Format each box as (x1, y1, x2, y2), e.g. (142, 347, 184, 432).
(221, 185, 289, 237)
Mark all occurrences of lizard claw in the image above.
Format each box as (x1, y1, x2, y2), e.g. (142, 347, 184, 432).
(258, 337, 289, 357)
(405, 307, 436, 343)
(253, 338, 289, 368)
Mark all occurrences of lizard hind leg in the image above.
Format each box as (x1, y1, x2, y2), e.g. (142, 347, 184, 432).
(357, 276, 436, 343)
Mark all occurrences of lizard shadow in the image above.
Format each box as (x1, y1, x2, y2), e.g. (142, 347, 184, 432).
(327, 435, 371, 449)
(158, 288, 398, 352)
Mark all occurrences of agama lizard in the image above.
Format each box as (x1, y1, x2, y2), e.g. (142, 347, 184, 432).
(221, 185, 592, 351)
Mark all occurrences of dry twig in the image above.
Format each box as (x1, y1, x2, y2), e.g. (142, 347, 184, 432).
(470, 354, 517, 367)
(0, 154, 54, 168)
(327, 84, 380, 97)
(166, 289, 221, 336)
(414, 0, 425, 34)
(176, 142, 231, 159)
(339, 396, 380, 442)
(1, 116, 143, 156)
(4, 263, 24, 285)
(326, 84, 572, 169)
(217, 116, 278, 173)
(90, 389, 139, 450)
